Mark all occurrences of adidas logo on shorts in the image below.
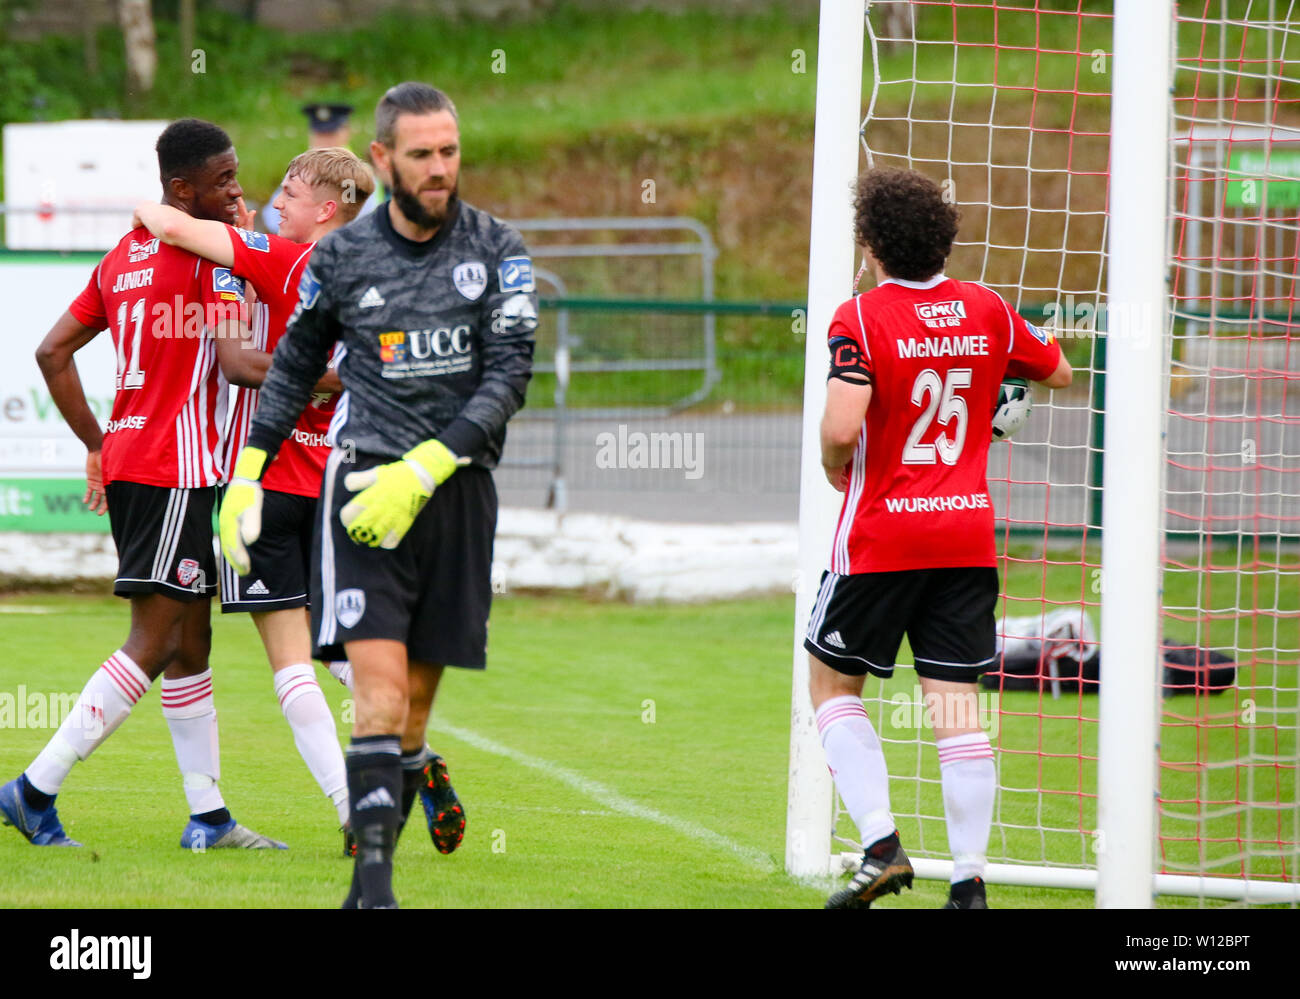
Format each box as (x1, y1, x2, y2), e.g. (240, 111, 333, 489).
(358, 286, 386, 309)
(245, 579, 270, 595)
(823, 630, 847, 650)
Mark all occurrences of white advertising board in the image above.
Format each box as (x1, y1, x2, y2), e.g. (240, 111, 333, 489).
(0, 260, 117, 475)
(4, 121, 168, 251)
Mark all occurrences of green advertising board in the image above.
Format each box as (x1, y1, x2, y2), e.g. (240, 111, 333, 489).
(0, 478, 112, 533)
(1226, 147, 1300, 207)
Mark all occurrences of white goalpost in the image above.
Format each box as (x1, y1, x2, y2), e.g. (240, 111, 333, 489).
(789, 0, 1300, 907)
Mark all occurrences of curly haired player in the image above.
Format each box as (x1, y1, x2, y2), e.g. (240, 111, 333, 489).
(808, 168, 1071, 909)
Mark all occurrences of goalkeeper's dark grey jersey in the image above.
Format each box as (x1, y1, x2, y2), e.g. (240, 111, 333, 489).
(246, 198, 537, 469)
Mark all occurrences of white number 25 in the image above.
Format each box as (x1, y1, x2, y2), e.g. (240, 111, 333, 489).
(902, 367, 971, 465)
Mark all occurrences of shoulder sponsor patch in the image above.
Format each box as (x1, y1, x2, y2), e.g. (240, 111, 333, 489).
(453, 261, 488, 300)
(296, 266, 321, 311)
(1026, 321, 1054, 346)
(212, 267, 245, 302)
(497, 255, 535, 294)
(235, 228, 270, 252)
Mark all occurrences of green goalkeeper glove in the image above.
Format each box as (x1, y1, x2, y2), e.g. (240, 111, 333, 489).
(339, 439, 468, 549)
(219, 446, 269, 576)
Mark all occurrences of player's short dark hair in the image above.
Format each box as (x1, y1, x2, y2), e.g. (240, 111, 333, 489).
(375, 82, 458, 147)
(156, 118, 234, 184)
(853, 168, 960, 282)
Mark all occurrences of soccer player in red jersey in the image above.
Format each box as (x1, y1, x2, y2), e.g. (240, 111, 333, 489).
(0, 120, 284, 849)
(134, 147, 469, 861)
(132, 149, 394, 850)
(807, 168, 1072, 909)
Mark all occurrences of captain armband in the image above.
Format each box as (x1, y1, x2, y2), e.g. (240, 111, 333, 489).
(827, 336, 872, 385)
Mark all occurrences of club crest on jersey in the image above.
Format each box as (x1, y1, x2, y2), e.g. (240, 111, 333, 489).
(176, 558, 202, 587)
(453, 261, 488, 300)
(378, 330, 407, 364)
(335, 588, 366, 629)
(212, 267, 245, 302)
(235, 228, 270, 252)
(914, 300, 966, 328)
(498, 256, 535, 294)
(1026, 321, 1054, 346)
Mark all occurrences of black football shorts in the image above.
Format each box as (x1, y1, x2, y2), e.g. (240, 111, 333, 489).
(106, 481, 218, 601)
(218, 488, 316, 613)
(804, 567, 999, 681)
(311, 450, 497, 667)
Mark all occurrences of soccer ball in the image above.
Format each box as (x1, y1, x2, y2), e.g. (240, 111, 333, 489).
(992, 377, 1033, 441)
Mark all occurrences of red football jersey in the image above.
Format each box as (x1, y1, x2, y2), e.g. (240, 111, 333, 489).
(218, 226, 335, 497)
(68, 229, 241, 488)
(826, 274, 1062, 574)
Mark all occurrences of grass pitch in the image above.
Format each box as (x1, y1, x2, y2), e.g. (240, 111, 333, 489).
(0, 584, 1292, 908)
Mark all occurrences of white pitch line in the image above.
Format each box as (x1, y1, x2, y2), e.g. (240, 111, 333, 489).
(430, 719, 776, 873)
(0, 606, 56, 614)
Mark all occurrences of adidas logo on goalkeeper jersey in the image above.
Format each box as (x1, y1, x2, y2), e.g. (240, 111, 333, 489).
(823, 631, 846, 649)
(358, 286, 386, 309)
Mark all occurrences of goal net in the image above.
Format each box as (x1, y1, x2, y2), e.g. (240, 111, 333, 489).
(790, 0, 1299, 907)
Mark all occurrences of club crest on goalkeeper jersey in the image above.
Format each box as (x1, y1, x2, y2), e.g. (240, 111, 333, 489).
(68, 229, 237, 488)
(825, 274, 1062, 574)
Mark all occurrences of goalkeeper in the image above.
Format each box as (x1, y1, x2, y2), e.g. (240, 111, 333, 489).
(223, 82, 537, 909)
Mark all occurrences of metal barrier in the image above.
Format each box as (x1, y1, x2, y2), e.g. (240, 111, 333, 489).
(497, 297, 805, 517)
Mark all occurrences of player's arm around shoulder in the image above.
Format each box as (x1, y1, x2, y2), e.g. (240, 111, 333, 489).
(132, 201, 236, 268)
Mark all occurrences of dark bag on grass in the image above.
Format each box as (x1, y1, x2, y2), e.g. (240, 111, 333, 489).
(1160, 644, 1236, 696)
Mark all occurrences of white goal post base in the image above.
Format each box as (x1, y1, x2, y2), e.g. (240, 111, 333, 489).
(831, 853, 1300, 904)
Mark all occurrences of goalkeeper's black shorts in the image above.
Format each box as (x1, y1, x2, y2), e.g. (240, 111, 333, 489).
(804, 567, 998, 681)
(311, 449, 497, 668)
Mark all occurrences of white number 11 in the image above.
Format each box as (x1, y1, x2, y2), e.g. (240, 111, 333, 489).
(115, 297, 146, 390)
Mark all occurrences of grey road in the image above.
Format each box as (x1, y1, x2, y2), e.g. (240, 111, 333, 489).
(495, 380, 1300, 536)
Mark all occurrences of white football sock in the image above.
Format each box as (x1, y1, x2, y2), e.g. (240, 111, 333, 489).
(160, 669, 225, 816)
(815, 695, 895, 848)
(937, 732, 996, 882)
(326, 660, 353, 691)
(26, 650, 150, 795)
(276, 663, 348, 823)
